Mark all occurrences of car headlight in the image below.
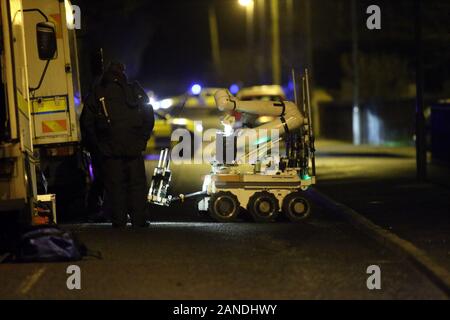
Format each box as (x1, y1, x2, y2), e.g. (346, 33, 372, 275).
(195, 123, 203, 132)
(172, 118, 188, 126)
(160, 98, 174, 109)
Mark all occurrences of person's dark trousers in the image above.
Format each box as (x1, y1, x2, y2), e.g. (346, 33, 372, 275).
(102, 156, 148, 227)
(86, 153, 105, 218)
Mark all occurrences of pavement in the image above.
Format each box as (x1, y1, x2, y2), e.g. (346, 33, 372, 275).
(0, 140, 449, 299)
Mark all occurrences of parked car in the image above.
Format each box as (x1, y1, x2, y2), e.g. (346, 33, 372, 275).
(145, 111, 201, 153)
(235, 85, 286, 128)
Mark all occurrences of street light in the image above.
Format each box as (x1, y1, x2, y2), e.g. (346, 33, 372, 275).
(239, 0, 254, 7)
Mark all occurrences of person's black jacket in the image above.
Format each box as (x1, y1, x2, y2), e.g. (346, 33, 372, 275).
(80, 70, 154, 157)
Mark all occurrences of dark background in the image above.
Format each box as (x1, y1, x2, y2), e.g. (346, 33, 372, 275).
(73, 0, 450, 102)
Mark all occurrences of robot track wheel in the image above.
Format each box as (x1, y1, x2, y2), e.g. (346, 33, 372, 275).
(247, 191, 280, 222)
(208, 191, 240, 222)
(282, 191, 311, 222)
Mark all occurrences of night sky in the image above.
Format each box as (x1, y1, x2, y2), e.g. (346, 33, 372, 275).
(74, 0, 250, 96)
(73, 0, 450, 100)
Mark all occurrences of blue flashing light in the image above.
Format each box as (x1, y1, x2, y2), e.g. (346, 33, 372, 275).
(191, 84, 202, 95)
(288, 80, 294, 91)
(74, 95, 81, 106)
(229, 84, 240, 95)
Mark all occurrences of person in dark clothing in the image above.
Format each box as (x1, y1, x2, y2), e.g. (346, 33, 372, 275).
(84, 151, 105, 221)
(80, 61, 154, 228)
(81, 70, 106, 222)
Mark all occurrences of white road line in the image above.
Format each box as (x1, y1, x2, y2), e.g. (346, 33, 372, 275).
(18, 267, 47, 295)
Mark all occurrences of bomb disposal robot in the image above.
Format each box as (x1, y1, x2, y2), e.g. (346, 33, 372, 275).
(149, 70, 316, 223)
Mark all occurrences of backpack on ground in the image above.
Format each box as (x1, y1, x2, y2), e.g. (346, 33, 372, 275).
(13, 225, 100, 263)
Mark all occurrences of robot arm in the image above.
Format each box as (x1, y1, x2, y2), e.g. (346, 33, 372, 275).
(214, 89, 305, 134)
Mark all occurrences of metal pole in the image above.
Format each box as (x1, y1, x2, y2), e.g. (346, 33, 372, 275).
(305, 69, 316, 176)
(246, 2, 255, 55)
(286, 0, 294, 67)
(302, 75, 307, 113)
(415, 0, 427, 181)
(305, 70, 314, 141)
(270, 0, 281, 84)
(351, 0, 361, 145)
(304, 0, 319, 136)
(258, 0, 266, 82)
(292, 69, 298, 106)
(305, 0, 313, 75)
(246, 1, 255, 79)
(208, 4, 222, 77)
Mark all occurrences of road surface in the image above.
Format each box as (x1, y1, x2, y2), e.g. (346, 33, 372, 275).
(0, 143, 448, 299)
